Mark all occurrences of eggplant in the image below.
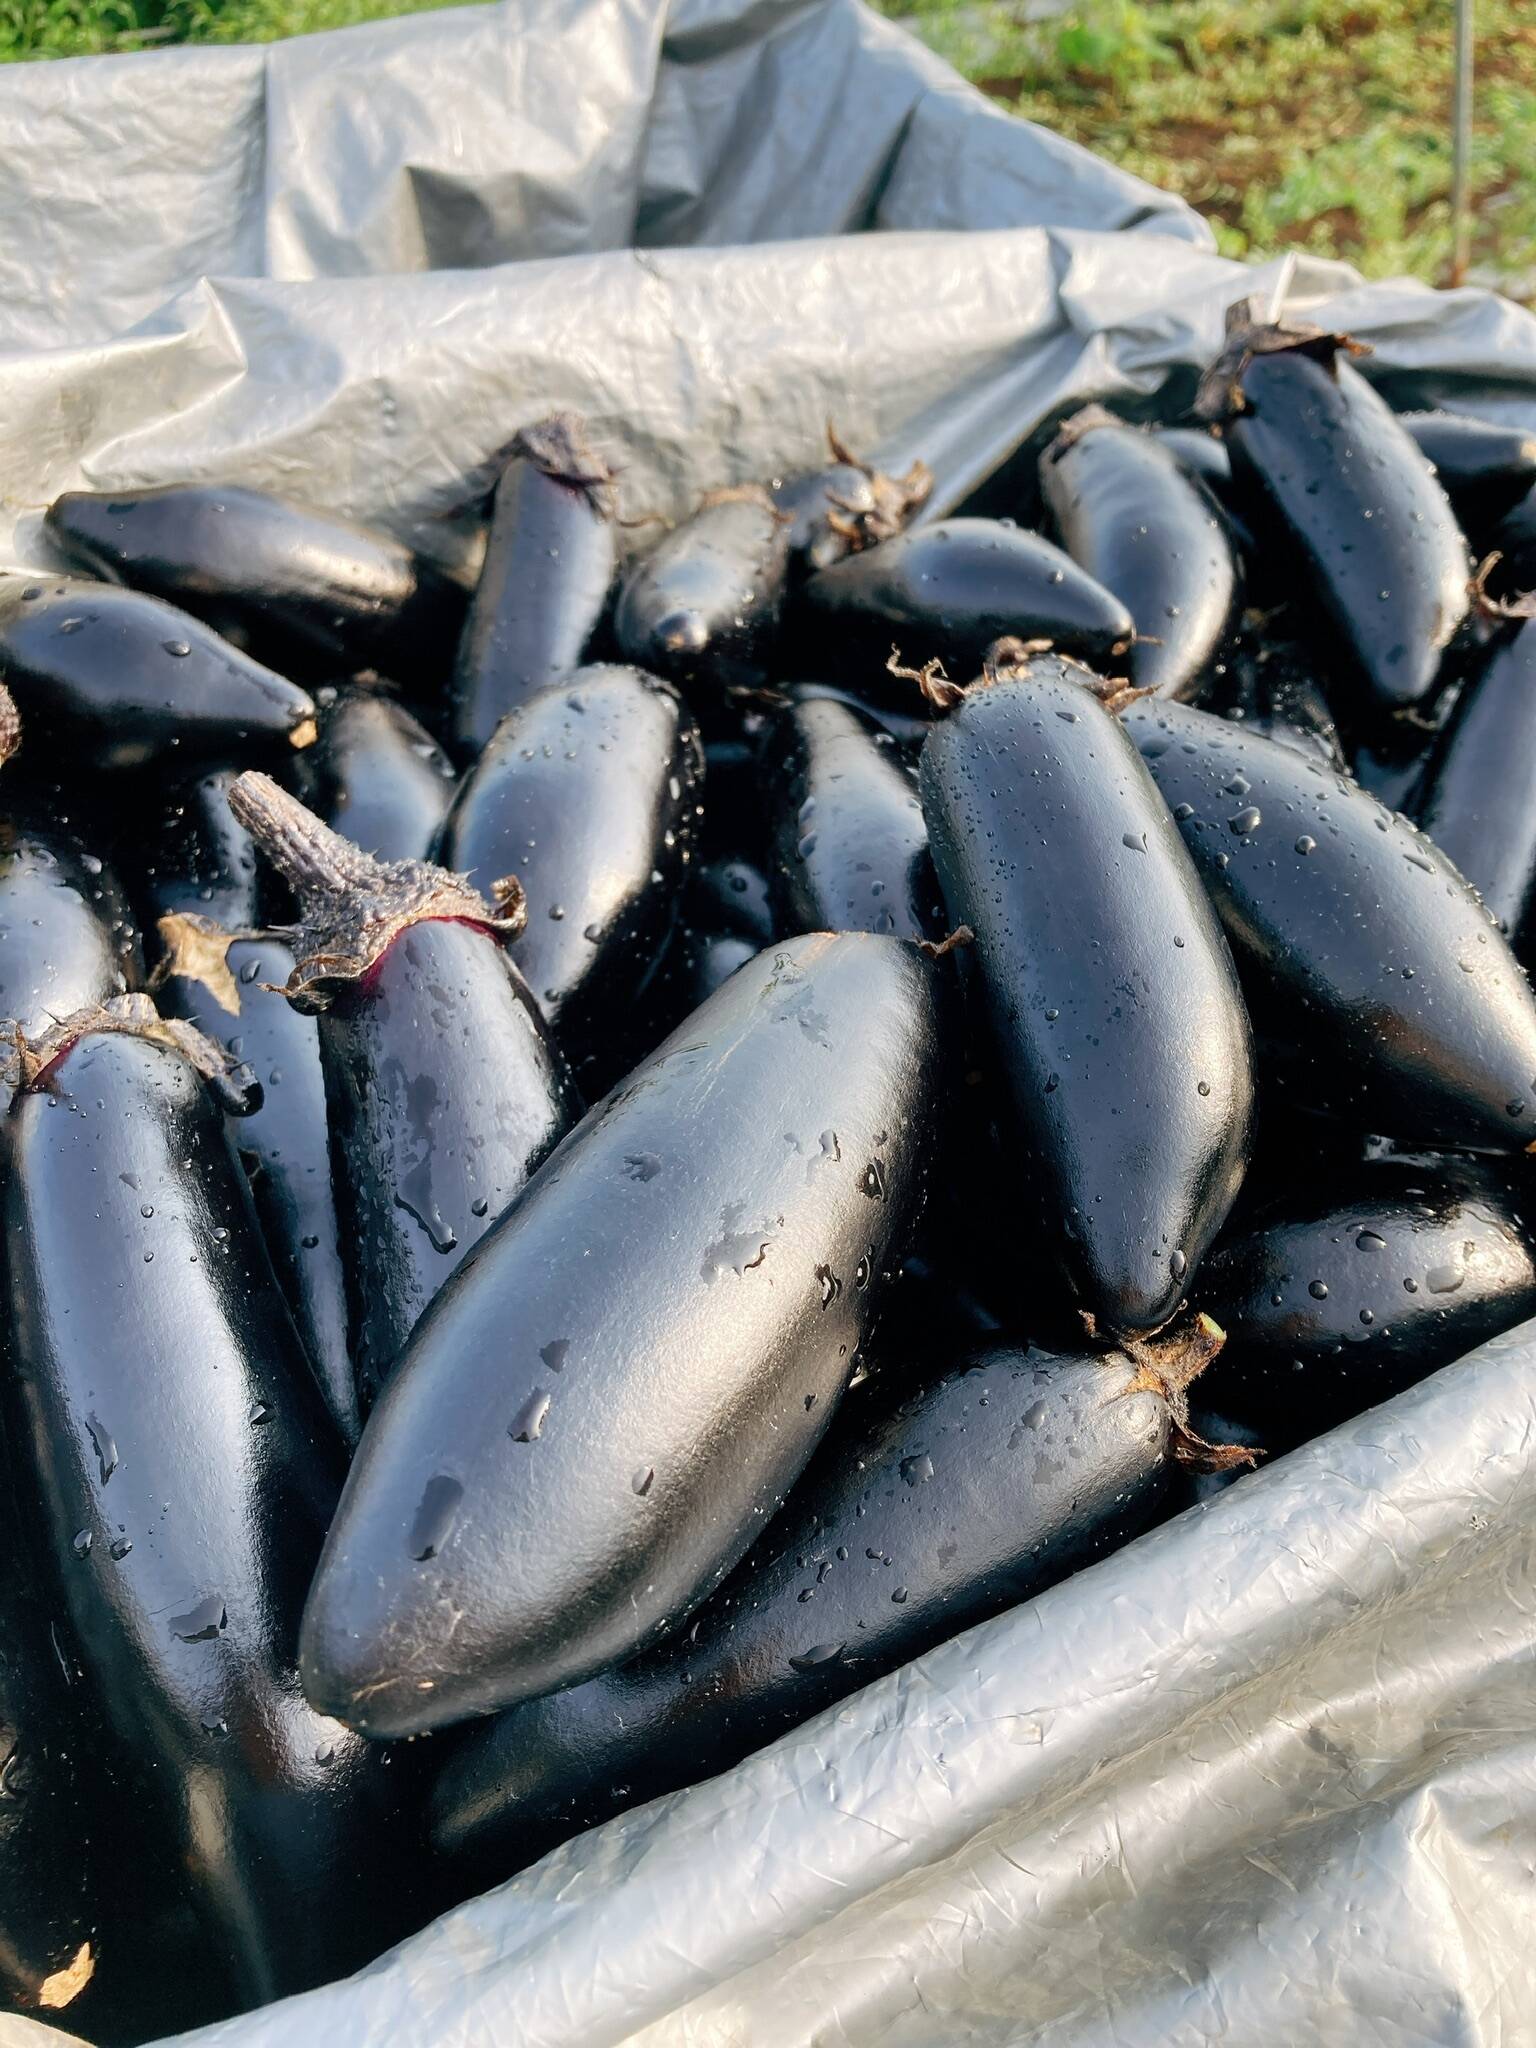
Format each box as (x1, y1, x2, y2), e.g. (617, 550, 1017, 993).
(132, 767, 272, 941)
(1207, 630, 1346, 770)
(438, 665, 703, 1060)
(0, 577, 317, 772)
(1041, 407, 1241, 700)
(772, 432, 932, 579)
(612, 487, 789, 712)
(1152, 426, 1234, 497)
(1400, 410, 1536, 533)
(1198, 1165, 1536, 1442)
(692, 857, 776, 947)
(429, 1316, 1225, 1875)
(787, 679, 934, 755)
(152, 917, 358, 1447)
(1413, 618, 1536, 940)
(794, 518, 1134, 697)
(1197, 314, 1470, 720)
(1124, 697, 1536, 1149)
(43, 482, 464, 689)
(298, 930, 951, 1737)
(919, 644, 1254, 1333)
(1485, 485, 1536, 601)
(1349, 737, 1432, 815)
(0, 816, 140, 1036)
(765, 693, 944, 941)
(229, 775, 579, 1411)
(304, 687, 455, 862)
(0, 997, 421, 2008)
(449, 416, 617, 758)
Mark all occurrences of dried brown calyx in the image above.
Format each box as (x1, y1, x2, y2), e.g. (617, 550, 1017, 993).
(227, 772, 525, 1014)
(148, 912, 265, 1013)
(885, 639, 1150, 717)
(1469, 551, 1536, 624)
(700, 483, 788, 519)
(0, 993, 261, 1116)
(1082, 1307, 1261, 1473)
(508, 413, 618, 521)
(823, 426, 934, 552)
(1044, 403, 1124, 461)
(1195, 298, 1372, 424)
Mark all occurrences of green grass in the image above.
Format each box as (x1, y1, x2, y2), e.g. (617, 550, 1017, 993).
(0, 0, 462, 60)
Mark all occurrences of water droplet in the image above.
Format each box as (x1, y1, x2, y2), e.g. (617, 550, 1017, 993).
(1508, 1100, 1527, 1119)
(632, 1466, 654, 1497)
(1356, 1231, 1387, 1252)
(247, 1399, 272, 1426)
(470, 1196, 489, 1218)
(1308, 1280, 1329, 1300)
(1196, 1080, 1211, 1097)
(854, 1255, 871, 1288)
(860, 1161, 885, 1199)
(1294, 835, 1317, 856)
(108, 1537, 132, 1562)
(170, 1594, 227, 1643)
(789, 1642, 845, 1673)
(623, 1152, 662, 1182)
(1122, 832, 1146, 853)
(58, 617, 84, 635)
(547, 904, 566, 922)
(1022, 1400, 1046, 1430)
(814, 1264, 842, 1308)
(509, 1389, 551, 1442)
(72, 1529, 92, 1560)
(1359, 1308, 1374, 1326)
(1403, 1277, 1419, 1293)
(1170, 1248, 1187, 1281)
(900, 1452, 933, 1487)
(314, 1743, 336, 1766)
(1229, 807, 1262, 835)
(1044, 1073, 1060, 1094)
(890, 1587, 909, 1604)
(408, 1474, 463, 1560)
(86, 1414, 117, 1487)
(161, 639, 192, 658)
(1172, 802, 1195, 822)
(201, 1714, 228, 1737)
(1426, 1264, 1464, 1295)
(540, 1339, 570, 1374)
(583, 922, 602, 942)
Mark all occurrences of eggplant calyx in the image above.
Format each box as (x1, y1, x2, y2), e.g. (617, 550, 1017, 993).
(0, 681, 19, 767)
(917, 924, 974, 960)
(1195, 300, 1372, 423)
(228, 771, 526, 1014)
(1045, 402, 1123, 460)
(1, 992, 262, 1116)
(824, 425, 935, 548)
(149, 911, 268, 1013)
(1084, 1308, 1257, 1470)
(1469, 551, 1536, 623)
(981, 638, 1153, 716)
(887, 646, 965, 710)
(700, 482, 789, 522)
(508, 413, 618, 521)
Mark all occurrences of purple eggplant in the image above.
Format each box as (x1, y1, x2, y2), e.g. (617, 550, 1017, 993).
(304, 687, 455, 862)
(1207, 628, 1346, 770)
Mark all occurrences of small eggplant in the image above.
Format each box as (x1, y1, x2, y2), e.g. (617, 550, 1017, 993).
(1198, 1165, 1536, 1442)
(1414, 618, 1536, 940)
(438, 665, 704, 1062)
(1399, 411, 1536, 534)
(1041, 407, 1241, 700)
(298, 931, 951, 1737)
(1207, 630, 1346, 771)
(919, 643, 1254, 1333)
(765, 692, 944, 940)
(304, 687, 455, 862)
(772, 432, 932, 579)
(44, 482, 465, 689)
(612, 487, 789, 713)
(229, 776, 579, 1410)
(429, 1316, 1227, 1876)
(1151, 427, 1234, 497)
(152, 917, 358, 1447)
(1125, 697, 1536, 1149)
(449, 416, 617, 758)
(794, 519, 1134, 696)
(131, 768, 272, 940)
(1198, 314, 1470, 719)
(0, 577, 317, 772)
(0, 998, 421, 2007)
(0, 816, 140, 1035)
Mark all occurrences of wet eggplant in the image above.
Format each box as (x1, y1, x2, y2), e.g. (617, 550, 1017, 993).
(131, 767, 272, 942)
(438, 665, 703, 1060)
(772, 433, 932, 579)
(0, 816, 140, 1036)
(794, 519, 1134, 696)
(229, 775, 579, 1411)
(1125, 697, 1536, 1149)
(44, 482, 464, 689)
(787, 679, 934, 755)
(0, 998, 421, 2008)
(1207, 629, 1346, 770)
(0, 577, 317, 772)
(765, 693, 943, 940)
(298, 930, 951, 1737)
(1041, 407, 1241, 700)
(691, 857, 776, 947)
(429, 1317, 1224, 1876)
(1151, 426, 1234, 497)
(1198, 1165, 1536, 1442)
(304, 687, 455, 863)
(1197, 315, 1470, 720)
(449, 416, 617, 758)
(919, 644, 1253, 1333)
(1349, 737, 1432, 814)
(1400, 411, 1536, 533)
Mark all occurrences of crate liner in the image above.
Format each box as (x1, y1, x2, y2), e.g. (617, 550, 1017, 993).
(2, 0, 1536, 2041)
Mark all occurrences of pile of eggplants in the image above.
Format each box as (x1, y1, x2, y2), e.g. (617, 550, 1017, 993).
(2, 311, 1536, 2034)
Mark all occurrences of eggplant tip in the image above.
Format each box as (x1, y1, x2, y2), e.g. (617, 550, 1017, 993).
(657, 609, 710, 657)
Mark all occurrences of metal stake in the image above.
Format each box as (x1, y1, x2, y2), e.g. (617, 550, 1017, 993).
(1450, 0, 1474, 285)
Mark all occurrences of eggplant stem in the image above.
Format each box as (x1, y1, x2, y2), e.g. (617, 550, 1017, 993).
(1469, 551, 1536, 622)
(1046, 402, 1122, 460)
(1196, 306, 1372, 424)
(1083, 1308, 1254, 1470)
(917, 924, 974, 959)
(1, 992, 262, 1116)
(887, 645, 964, 710)
(507, 413, 617, 520)
(149, 911, 266, 1012)
(822, 425, 934, 547)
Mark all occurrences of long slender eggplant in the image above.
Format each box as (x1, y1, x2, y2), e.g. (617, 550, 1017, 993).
(1196, 312, 1470, 719)
(612, 487, 789, 714)
(772, 432, 932, 579)
(152, 916, 358, 1446)
(919, 643, 1254, 1332)
(788, 679, 934, 755)
(765, 693, 944, 940)
(1400, 411, 1536, 532)
(438, 665, 703, 1058)
(1152, 427, 1234, 497)
(1414, 618, 1536, 940)
(131, 767, 273, 941)
(1041, 407, 1241, 700)
(0, 997, 421, 2008)
(44, 482, 465, 689)
(229, 775, 579, 1411)
(0, 577, 317, 772)
(429, 1316, 1228, 1875)
(304, 687, 455, 862)
(298, 931, 951, 1737)
(0, 815, 140, 1035)
(794, 519, 1134, 695)
(1207, 629, 1346, 770)
(449, 416, 617, 757)
(1125, 696, 1536, 1148)
(1197, 1165, 1536, 1442)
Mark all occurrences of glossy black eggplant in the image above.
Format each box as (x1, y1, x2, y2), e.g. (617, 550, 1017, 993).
(1400, 411, 1536, 532)
(1125, 697, 1536, 1148)
(787, 679, 934, 755)
(1413, 618, 1536, 939)
(1197, 1165, 1536, 1442)
(795, 519, 1134, 696)
(304, 687, 455, 862)
(1042, 407, 1241, 700)
(131, 767, 272, 942)
(153, 918, 358, 1446)
(765, 693, 944, 940)
(612, 487, 789, 711)
(438, 665, 703, 1058)
(449, 416, 617, 757)
(691, 857, 776, 946)
(0, 817, 140, 1036)
(0, 1000, 421, 2009)
(1207, 630, 1346, 770)
(772, 433, 932, 579)
(299, 931, 950, 1737)
(230, 775, 579, 1410)
(1349, 737, 1433, 814)
(920, 646, 1254, 1332)
(44, 482, 464, 689)
(1197, 316, 1470, 719)
(429, 1318, 1224, 1875)
(1152, 427, 1234, 497)
(0, 577, 318, 772)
